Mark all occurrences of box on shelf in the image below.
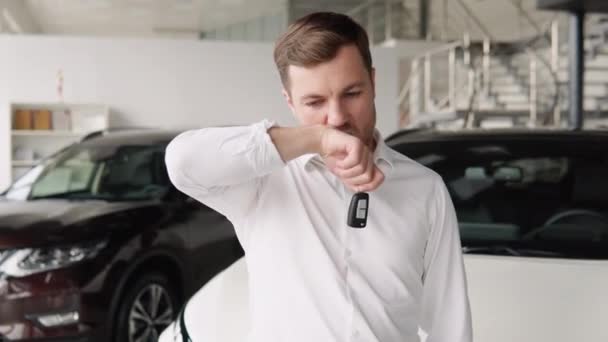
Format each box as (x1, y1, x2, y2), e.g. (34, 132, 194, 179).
(13, 109, 32, 130)
(33, 110, 52, 130)
(7, 102, 110, 183)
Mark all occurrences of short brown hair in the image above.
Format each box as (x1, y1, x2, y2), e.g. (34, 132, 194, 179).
(273, 12, 373, 89)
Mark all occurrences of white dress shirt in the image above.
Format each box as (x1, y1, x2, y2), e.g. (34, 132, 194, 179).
(165, 119, 472, 342)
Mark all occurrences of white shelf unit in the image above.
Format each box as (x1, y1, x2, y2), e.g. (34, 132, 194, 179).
(9, 102, 110, 180)
(11, 130, 86, 137)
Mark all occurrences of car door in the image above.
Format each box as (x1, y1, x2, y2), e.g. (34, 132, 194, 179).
(157, 150, 244, 293)
(181, 198, 243, 290)
(394, 137, 608, 342)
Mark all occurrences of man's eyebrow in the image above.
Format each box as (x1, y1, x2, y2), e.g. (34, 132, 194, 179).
(342, 82, 365, 92)
(299, 82, 365, 102)
(300, 94, 324, 102)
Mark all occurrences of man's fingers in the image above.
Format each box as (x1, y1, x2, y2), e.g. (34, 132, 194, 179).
(337, 142, 363, 169)
(343, 156, 374, 186)
(354, 166, 385, 192)
(335, 150, 369, 179)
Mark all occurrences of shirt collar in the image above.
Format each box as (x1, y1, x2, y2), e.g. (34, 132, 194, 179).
(299, 129, 394, 177)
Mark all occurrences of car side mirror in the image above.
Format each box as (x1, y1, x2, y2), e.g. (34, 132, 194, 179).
(492, 166, 524, 182)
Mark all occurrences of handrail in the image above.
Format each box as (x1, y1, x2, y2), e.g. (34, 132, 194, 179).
(398, 36, 473, 123)
(397, 77, 412, 109)
(504, 19, 562, 124)
(397, 39, 466, 111)
(436, 76, 471, 109)
(401, 23, 562, 128)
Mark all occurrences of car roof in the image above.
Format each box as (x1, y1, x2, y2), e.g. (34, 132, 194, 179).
(385, 128, 608, 146)
(79, 129, 183, 147)
(80, 127, 608, 147)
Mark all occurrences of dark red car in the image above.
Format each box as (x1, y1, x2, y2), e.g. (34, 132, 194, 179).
(0, 130, 243, 341)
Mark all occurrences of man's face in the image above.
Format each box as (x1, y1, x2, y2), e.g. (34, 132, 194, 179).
(283, 44, 376, 148)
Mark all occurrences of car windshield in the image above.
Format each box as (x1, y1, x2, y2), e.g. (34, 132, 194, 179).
(4, 144, 169, 202)
(394, 138, 608, 260)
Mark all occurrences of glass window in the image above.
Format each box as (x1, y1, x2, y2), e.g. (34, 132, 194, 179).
(4, 144, 170, 202)
(402, 140, 608, 259)
(31, 149, 97, 198)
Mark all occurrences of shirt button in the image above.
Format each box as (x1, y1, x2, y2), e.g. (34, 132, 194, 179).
(345, 250, 352, 258)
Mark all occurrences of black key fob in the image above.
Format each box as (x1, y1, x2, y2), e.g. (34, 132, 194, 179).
(347, 192, 369, 228)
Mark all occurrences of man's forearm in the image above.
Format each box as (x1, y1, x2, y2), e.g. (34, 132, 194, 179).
(268, 125, 326, 163)
(166, 120, 285, 193)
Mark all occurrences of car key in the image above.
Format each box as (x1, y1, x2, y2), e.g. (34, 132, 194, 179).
(347, 192, 369, 228)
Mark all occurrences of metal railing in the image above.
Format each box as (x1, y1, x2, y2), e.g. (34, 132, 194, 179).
(399, 19, 562, 129)
(399, 37, 478, 127)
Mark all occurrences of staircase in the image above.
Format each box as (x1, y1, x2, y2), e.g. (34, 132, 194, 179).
(404, 13, 608, 129)
(557, 15, 608, 119)
(402, 37, 560, 129)
(477, 15, 608, 127)
(199, 0, 608, 129)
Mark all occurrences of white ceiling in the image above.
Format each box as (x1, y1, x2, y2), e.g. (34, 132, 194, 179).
(25, 0, 286, 38)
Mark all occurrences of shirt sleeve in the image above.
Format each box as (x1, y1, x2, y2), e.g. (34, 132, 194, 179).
(164, 119, 285, 225)
(420, 175, 473, 342)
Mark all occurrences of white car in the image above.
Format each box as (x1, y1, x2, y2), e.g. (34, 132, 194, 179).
(161, 129, 608, 342)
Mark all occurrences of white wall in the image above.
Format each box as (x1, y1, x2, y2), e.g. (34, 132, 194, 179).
(0, 35, 398, 191)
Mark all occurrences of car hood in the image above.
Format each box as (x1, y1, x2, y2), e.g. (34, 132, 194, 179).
(0, 198, 160, 248)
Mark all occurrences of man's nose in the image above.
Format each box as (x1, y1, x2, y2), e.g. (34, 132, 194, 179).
(326, 100, 347, 128)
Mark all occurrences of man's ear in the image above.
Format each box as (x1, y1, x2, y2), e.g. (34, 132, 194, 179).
(282, 88, 296, 115)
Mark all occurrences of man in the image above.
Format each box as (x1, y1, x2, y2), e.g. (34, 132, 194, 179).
(166, 11, 472, 342)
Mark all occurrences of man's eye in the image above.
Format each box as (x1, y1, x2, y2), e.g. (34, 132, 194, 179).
(346, 91, 361, 97)
(306, 101, 322, 108)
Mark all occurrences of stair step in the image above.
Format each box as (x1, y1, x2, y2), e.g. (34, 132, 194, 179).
(559, 54, 608, 68)
(503, 102, 531, 111)
(559, 44, 608, 55)
(559, 83, 608, 97)
(497, 93, 529, 103)
(557, 69, 608, 82)
(558, 62, 608, 72)
(559, 97, 608, 110)
(491, 73, 522, 83)
(491, 84, 526, 94)
(585, 97, 608, 109)
(490, 70, 519, 79)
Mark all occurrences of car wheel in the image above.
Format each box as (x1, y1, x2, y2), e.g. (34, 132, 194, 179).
(114, 272, 179, 342)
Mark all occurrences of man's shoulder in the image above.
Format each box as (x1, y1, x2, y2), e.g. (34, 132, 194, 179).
(385, 146, 442, 184)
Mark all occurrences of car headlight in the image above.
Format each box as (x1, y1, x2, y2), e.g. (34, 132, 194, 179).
(0, 240, 108, 277)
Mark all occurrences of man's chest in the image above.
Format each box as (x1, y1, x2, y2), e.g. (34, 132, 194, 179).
(251, 166, 431, 277)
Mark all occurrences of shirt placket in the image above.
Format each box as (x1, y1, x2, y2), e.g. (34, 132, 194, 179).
(341, 184, 362, 341)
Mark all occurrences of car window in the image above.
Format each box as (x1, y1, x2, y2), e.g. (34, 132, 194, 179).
(397, 140, 608, 260)
(31, 149, 98, 198)
(95, 146, 168, 200)
(21, 144, 170, 201)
